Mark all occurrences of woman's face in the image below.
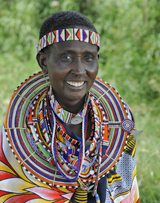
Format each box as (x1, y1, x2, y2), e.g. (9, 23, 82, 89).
(41, 41, 99, 111)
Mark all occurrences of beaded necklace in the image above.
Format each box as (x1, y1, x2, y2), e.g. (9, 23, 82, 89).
(4, 72, 135, 197)
(37, 88, 104, 197)
(49, 91, 102, 187)
(49, 86, 89, 125)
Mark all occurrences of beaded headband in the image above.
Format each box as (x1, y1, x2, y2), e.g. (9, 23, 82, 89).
(37, 28, 100, 53)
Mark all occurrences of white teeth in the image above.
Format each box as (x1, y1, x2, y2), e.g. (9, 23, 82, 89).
(66, 81, 84, 87)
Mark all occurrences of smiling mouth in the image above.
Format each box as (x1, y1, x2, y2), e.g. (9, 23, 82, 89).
(66, 81, 85, 87)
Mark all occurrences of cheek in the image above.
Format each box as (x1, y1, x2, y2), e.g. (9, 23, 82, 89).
(47, 69, 66, 87)
(47, 70, 58, 86)
(87, 63, 98, 79)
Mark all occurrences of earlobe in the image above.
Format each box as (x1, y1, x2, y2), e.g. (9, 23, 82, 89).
(36, 52, 47, 71)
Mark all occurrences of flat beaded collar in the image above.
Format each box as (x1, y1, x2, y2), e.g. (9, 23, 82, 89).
(48, 86, 89, 125)
(4, 71, 135, 189)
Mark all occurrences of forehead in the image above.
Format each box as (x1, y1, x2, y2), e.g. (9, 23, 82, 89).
(48, 41, 98, 54)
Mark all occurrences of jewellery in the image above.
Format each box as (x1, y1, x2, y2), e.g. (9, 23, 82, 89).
(4, 71, 134, 188)
(51, 97, 102, 185)
(121, 118, 134, 132)
(49, 87, 89, 125)
(37, 28, 100, 53)
(70, 116, 83, 125)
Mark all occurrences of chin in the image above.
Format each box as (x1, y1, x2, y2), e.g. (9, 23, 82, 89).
(65, 93, 86, 103)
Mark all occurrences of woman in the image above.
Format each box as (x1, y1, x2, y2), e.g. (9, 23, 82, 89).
(0, 11, 140, 202)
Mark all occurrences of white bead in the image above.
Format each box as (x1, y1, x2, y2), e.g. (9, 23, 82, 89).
(90, 170, 94, 175)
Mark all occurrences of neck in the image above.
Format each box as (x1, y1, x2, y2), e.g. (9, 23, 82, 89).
(56, 97, 85, 114)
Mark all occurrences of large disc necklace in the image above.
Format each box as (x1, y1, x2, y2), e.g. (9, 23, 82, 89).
(4, 72, 134, 187)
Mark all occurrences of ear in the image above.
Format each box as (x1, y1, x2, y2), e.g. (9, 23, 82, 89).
(36, 51, 48, 72)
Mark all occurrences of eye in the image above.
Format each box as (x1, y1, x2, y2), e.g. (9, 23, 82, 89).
(60, 53, 73, 63)
(83, 53, 97, 63)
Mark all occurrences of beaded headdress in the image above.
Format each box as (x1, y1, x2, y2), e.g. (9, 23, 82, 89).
(37, 28, 100, 53)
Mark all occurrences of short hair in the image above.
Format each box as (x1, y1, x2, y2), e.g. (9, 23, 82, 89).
(39, 11, 98, 39)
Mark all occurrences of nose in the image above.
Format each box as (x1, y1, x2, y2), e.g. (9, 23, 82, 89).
(71, 56, 86, 74)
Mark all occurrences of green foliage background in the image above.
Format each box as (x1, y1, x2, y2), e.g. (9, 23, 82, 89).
(0, 0, 159, 202)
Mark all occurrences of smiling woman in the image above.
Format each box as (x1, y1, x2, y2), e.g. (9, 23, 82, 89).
(37, 41, 98, 113)
(0, 11, 140, 203)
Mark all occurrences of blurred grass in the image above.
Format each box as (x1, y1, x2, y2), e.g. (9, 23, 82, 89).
(134, 105, 160, 202)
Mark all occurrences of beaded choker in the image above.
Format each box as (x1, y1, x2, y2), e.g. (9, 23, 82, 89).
(37, 28, 100, 53)
(49, 86, 89, 125)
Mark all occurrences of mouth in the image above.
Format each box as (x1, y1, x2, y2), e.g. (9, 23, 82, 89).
(66, 81, 85, 87)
